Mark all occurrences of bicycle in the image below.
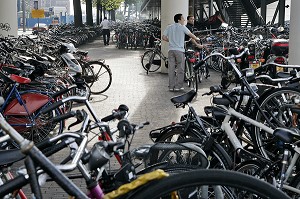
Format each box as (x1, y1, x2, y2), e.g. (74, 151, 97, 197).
(0, 67, 71, 145)
(141, 38, 168, 74)
(0, 97, 210, 199)
(76, 51, 112, 94)
(0, 110, 290, 199)
(149, 89, 233, 170)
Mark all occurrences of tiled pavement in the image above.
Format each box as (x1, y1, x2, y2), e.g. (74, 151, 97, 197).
(13, 37, 222, 198)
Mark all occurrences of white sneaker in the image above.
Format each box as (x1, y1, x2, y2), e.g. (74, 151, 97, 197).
(174, 87, 184, 91)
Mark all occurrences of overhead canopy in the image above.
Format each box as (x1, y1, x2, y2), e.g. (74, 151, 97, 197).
(141, 0, 161, 13)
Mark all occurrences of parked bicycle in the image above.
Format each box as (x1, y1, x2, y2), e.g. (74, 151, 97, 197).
(141, 38, 168, 74)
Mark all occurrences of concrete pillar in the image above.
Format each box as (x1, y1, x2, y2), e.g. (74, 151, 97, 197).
(288, 0, 300, 65)
(0, 0, 18, 37)
(161, 0, 188, 73)
(278, 0, 285, 26)
(261, 0, 267, 24)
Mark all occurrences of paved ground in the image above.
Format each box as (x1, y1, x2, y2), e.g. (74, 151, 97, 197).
(12, 37, 222, 198)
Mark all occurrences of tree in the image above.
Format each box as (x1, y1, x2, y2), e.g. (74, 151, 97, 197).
(124, 0, 141, 19)
(86, 0, 93, 25)
(99, 0, 122, 20)
(73, 0, 83, 27)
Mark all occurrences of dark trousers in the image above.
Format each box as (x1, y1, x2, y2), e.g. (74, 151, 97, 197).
(102, 29, 110, 45)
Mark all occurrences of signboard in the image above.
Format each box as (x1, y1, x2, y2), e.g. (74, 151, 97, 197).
(32, 9, 45, 18)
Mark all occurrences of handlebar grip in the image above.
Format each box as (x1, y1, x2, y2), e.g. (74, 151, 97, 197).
(42, 141, 69, 157)
(101, 111, 127, 122)
(40, 100, 63, 114)
(52, 111, 76, 123)
(194, 60, 205, 71)
(101, 114, 115, 122)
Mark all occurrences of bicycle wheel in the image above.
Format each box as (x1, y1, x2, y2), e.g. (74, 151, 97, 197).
(154, 127, 232, 169)
(185, 61, 198, 91)
(235, 160, 264, 177)
(130, 169, 290, 199)
(253, 87, 300, 160)
(207, 54, 222, 72)
(5, 99, 64, 145)
(87, 61, 112, 94)
(147, 142, 209, 169)
(141, 50, 161, 72)
(198, 62, 210, 83)
(288, 172, 300, 198)
(82, 64, 96, 86)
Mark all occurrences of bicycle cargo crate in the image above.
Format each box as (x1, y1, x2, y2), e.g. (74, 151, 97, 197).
(271, 39, 288, 56)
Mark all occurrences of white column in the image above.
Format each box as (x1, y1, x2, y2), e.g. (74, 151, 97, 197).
(0, 0, 18, 37)
(288, 0, 300, 65)
(161, 0, 188, 73)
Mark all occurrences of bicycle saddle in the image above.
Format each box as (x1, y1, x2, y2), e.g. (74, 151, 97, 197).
(2, 66, 22, 75)
(170, 90, 197, 105)
(0, 149, 25, 167)
(14, 60, 35, 71)
(273, 127, 300, 144)
(76, 50, 88, 56)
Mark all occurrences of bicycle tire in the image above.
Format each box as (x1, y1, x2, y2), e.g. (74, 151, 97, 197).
(288, 172, 300, 198)
(235, 160, 264, 177)
(130, 169, 290, 199)
(185, 61, 198, 91)
(82, 64, 96, 86)
(86, 61, 112, 94)
(141, 50, 161, 72)
(207, 55, 222, 72)
(147, 141, 209, 169)
(154, 127, 232, 169)
(253, 87, 300, 160)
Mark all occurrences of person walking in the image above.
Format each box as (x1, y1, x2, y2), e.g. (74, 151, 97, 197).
(162, 13, 200, 91)
(100, 17, 111, 46)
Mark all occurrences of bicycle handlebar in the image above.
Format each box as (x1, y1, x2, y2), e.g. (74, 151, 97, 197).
(255, 74, 293, 83)
(194, 48, 249, 72)
(260, 62, 300, 69)
(40, 96, 87, 114)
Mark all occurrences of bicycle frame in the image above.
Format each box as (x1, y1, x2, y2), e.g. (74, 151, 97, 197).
(220, 104, 300, 194)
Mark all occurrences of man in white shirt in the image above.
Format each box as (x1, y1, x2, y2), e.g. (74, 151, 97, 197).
(162, 13, 200, 91)
(100, 17, 111, 46)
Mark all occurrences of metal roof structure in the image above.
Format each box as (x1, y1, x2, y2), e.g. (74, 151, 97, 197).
(141, 0, 287, 27)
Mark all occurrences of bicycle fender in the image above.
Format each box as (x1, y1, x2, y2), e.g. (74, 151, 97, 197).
(4, 93, 50, 115)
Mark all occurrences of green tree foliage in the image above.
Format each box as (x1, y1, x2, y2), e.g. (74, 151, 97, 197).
(98, 0, 123, 11)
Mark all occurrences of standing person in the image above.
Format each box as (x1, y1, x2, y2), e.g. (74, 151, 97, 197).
(162, 13, 200, 91)
(100, 17, 111, 46)
(185, 15, 203, 49)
